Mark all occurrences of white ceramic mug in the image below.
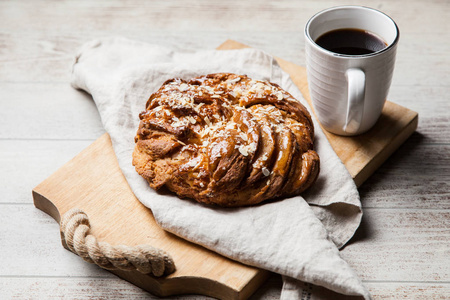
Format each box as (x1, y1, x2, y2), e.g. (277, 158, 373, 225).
(305, 6, 399, 136)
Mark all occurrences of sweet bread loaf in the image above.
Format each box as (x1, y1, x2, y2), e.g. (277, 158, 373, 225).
(132, 73, 319, 207)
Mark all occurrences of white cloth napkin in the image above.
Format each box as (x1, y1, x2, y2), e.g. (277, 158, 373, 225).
(71, 37, 371, 300)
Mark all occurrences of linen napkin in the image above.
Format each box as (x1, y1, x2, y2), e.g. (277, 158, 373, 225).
(71, 37, 370, 300)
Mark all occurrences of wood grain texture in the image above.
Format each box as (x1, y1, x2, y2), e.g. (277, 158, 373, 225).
(4, 204, 450, 283)
(2, 205, 448, 296)
(1, 31, 448, 87)
(0, 83, 105, 140)
(4, 204, 448, 281)
(341, 208, 450, 282)
(33, 133, 269, 300)
(1, 277, 449, 299)
(1, 1, 448, 87)
(0, 140, 94, 204)
(0, 276, 285, 300)
(1, 0, 449, 299)
(360, 142, 450, 209)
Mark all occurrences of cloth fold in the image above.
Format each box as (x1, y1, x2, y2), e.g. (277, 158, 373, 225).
(71, 37, 370, 300)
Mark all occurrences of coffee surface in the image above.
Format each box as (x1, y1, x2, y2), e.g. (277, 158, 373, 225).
(315, 28, 387, 55)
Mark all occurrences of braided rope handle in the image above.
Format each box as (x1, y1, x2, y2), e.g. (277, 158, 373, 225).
(60, 208, 176, 277)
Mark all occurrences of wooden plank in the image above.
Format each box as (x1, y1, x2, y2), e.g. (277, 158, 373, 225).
(0, 277, 212, 300)
(0, 0, 447, 35)
(0, 83, 105, 140)
(360, 143, 450, 209)
(3, 205, 449, 281)
(0, 205, 114, 277)
(0, 140, 93, 204)
(280, 280, 450, 300)
(32, 133, 269, 300)
(387, 85, 450, 144)
(1, 0, 449, 88)
(0, 31, 448, 88)
(1, 277, 449, 300)
(217, 39, 418, 187)
(340, 208, 450, 282)
(0, 276, 287, 300)
(366, 282, 450, 300)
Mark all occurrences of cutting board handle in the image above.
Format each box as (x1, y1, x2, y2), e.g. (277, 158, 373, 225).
(60, 208, 176, 277)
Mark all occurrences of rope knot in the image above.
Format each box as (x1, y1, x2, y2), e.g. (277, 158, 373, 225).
(60, 208, 175, 277)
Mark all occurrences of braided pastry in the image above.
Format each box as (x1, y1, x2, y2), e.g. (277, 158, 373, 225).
(132, 73, 319, 207)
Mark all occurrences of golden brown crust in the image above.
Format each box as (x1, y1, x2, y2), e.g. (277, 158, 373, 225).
(132, 73, 320, 207)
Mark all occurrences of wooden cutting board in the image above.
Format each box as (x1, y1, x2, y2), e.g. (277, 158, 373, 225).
(33, 40, 418, 300)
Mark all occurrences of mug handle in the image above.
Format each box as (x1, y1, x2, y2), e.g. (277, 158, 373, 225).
(344, 68, 365, 134)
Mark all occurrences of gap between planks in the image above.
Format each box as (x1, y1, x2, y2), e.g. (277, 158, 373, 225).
(0, 275, 448, 284)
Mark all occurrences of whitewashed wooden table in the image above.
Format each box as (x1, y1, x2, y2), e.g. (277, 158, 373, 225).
(1, 0, 449, 299)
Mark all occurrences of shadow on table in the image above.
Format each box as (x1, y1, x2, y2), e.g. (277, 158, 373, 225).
(345, 131, 426, 247)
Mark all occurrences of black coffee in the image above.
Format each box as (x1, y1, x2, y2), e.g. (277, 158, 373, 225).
(315, 28, 387, 55)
